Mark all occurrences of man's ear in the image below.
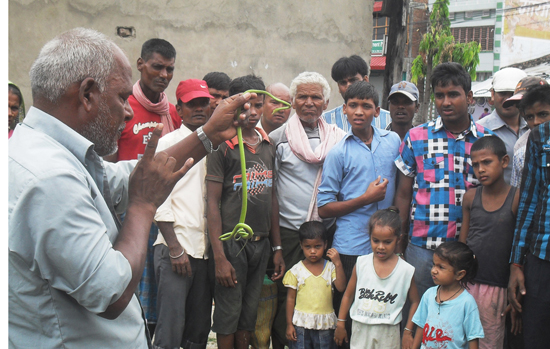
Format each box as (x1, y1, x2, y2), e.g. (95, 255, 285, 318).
(488, 90, 495, 106)
(137, 57, 144, 72)
(323, 98, 329, 111)
(343, 103, 347, 115)
(175, 102, 183, 117)
(363, 75, 369, 82)
(466, 90, 474, 105)
(501, 154, 510, 168)
(79, 77, 99, 113)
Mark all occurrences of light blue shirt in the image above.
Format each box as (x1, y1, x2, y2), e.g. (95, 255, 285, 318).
(322, 104, 392, 133)
(317, 127, 401, 255)
(413, 287, 484, 349)
(8, 107, 147, 348)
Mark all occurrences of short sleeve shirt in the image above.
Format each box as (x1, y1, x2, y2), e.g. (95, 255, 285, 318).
(206, 129, 275, 236)
(413, 286, 484, 349)
(394, 117, 492, 249)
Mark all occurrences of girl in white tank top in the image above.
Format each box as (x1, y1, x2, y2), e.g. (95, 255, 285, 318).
(334, 207, 420, 349)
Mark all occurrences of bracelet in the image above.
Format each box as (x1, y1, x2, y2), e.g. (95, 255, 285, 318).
(512, 263, 523, 269)
(272, 245, 283, 252)
(196, 126, 219, 153)
(169, 250, 185, 259)
(404, 327, 413, 333)
(337, 319, 346, 322)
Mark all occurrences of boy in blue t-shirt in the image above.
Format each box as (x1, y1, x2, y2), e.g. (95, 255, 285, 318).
(317, 80, 401, 345)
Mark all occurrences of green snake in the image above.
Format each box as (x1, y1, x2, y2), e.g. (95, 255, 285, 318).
(219, 89, 291, 241)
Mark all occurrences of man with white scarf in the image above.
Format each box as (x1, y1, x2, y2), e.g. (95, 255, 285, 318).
(269, 71, 346, 349)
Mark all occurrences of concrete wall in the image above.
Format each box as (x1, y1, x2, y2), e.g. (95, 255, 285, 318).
(9, 0, 374, 111)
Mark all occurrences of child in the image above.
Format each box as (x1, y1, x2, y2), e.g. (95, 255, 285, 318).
(334, 207, 420, 349)
(283, 221, 346, 349)
(458, 136, 520, 349)
(207, 74, 285, 349)
(412, 242, 484, 349)
(317, 80, 402, 345)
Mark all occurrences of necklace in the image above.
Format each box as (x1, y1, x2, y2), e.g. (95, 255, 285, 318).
(436, 285, 463, 314)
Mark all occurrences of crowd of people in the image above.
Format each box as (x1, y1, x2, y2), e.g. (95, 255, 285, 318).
(8, 27, 550, 349)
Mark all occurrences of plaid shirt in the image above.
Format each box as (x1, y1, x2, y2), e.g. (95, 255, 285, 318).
(511, 122, 550, 264)
(395, 116, 493, 250)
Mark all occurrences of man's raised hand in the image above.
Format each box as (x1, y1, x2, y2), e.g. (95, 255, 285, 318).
(129, 124, 194, 210)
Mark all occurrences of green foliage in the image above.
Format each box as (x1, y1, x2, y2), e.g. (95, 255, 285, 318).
(411, 56, 426, 84)
(411, 0, 480, 81)
(410, 0, 481, 122)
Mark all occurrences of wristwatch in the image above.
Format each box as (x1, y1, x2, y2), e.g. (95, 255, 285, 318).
(272, 246, 283, 252)
(196, 126, 218, 153)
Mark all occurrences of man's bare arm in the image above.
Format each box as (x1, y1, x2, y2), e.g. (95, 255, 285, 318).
(393, 171, 414, 254)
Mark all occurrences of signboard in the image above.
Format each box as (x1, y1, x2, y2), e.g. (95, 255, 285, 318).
(501, 0, 550, 66)
(372, 39, 385, 56)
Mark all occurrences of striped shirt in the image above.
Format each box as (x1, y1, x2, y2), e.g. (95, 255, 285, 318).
(322, 104, 391, 133)
(510, 122, 550, 264)
(394, 116, 493, 250)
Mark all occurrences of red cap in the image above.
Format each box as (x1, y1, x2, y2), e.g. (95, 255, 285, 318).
(176, 79, 213, 103)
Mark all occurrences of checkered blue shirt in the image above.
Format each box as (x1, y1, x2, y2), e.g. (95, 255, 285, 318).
(394, 116, 493, 250)
(511, 122, 550, 264)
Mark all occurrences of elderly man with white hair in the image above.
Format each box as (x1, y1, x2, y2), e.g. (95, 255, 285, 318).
(269, 71, 346, 348)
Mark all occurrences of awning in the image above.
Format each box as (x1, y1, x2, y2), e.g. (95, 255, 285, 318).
(371, 56, 386, 70)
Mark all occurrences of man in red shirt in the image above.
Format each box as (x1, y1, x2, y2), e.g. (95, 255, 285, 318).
(105, 38, 181, 162)
(102, 38, 182, 336)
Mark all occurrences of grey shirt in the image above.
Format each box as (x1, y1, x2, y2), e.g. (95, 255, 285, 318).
(8, 108, 146, 348)
(477, 110, 528, 183)
(270, 124, 335, 231)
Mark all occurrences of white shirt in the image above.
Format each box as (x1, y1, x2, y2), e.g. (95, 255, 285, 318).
(153, 125, 209, 259)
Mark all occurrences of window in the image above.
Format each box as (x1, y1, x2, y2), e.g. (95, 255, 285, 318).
(451, 26, 494, 51)
(373, 14, 389, 40)
(465, 11, 473, 19)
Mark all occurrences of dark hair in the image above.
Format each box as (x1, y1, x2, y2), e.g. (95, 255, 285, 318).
(344, 81, 379, 107)
(228, 74, 265, 95)
(519, 84, 550, 115)
(8, 84, 22, 106)
(203, 72, 231, 91)
(141, 38, 176, 62)
(471, 135, 507, 160)
(331, 55, 369, 83)
(484, 108, 489, 112)
(434, 241, 478, 288)
(368, 206, 401, 237)
(298, 221, 327, 242)
(431, 62, 471, 95)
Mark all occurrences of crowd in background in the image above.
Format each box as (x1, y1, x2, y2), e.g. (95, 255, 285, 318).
(8, 28, 550, 349)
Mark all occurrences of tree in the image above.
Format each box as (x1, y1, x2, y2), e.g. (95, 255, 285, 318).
(411, 0, 480, 124)
(382, 0, 408, 110)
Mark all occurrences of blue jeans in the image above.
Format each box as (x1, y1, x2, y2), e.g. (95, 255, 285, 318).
(405, 243, 435, 298)
(290, 326, 335, 349)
